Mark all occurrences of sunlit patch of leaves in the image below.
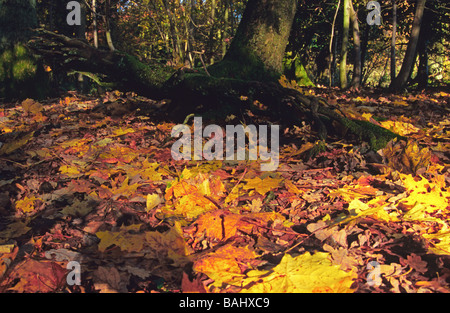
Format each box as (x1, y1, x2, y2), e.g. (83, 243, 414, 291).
(0, 89, 449, 293)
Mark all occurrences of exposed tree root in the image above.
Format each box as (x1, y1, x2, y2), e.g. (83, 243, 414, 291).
(29, 29, 404, 150)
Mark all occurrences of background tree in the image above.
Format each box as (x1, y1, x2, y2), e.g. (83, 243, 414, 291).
(390, 0, 426, 91)
(390, 0, 397, 83)
(339, 0, 350, 89)
(349, 0, 361, 88)
(208, 0, 298, 81)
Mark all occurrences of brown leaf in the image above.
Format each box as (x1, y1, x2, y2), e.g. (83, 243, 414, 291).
(4, 259, 66, 292)
(404, 254, 427, 274)
(93, 266, 127, 293)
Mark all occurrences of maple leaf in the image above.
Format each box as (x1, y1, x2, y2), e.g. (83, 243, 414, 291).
(404, 254, 428, 274)
(111, 127, 135, 137)
(192, 210, 286, 246)
(96, 224, 145, 253)
(399, 174, 448, 225)
(144, 221, 191, 266)
(381, 140, 431, 174)
(173, 193, 217, 219)
(240, 252, 357, 293)
(59, 164, 82, 177)
(93, 266, 125, 293)
(15, 196, 42, 214)
(146, 193, 163, 212)
(243, 176, 282, 195)
(4, 259, 67, 292)
(380, 120, 420, 136)
(100, 176, 141, 200)
(192, 244, 260, 289)
(22, 98, 43, 115)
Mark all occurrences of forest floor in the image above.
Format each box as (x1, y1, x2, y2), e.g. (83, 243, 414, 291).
(0, 84, 449, 293)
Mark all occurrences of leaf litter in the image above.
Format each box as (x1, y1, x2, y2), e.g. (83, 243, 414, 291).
(0, 89, 449, 293)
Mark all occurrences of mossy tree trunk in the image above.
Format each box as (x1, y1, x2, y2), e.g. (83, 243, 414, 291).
(208, 0, 298, 82)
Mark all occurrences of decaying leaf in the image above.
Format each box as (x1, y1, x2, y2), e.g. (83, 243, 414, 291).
(3, 259, 67, 292)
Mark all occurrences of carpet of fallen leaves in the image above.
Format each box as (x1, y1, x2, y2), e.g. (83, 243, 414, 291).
(0, 86, 449, 293)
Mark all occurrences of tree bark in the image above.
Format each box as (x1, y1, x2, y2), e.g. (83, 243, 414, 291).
(104, 0, 116, 51)
(390, 0, 397, 83)
(208, 0, 298, 82)
(92, 0, 98, 49)
(329, 0, 341, 87)
(390, 0, 426, 91)
(350, 1, 361, 88)
(339, 0, 350, 89)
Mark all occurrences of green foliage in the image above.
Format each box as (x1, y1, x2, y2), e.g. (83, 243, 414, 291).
(0, 43, 49, 100)
(115, 0, 246, 67)
(0, 0, 51, 100)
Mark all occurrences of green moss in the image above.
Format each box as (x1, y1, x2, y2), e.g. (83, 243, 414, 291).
(0, 49, 13, 63)
(12, 58, 36, 80)
(14, 43, 28, 58)
(283, 53, 315, 87)
(0, 43, 49, 100)
(120, 54, 173, 88)
(207, 57, 278, 82)
(344, 119, 405, 151)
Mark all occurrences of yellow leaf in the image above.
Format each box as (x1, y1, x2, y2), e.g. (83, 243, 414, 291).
(139, 159, 162, 181)
(243, 176, 282, 195)
(392, 100, 409, 107)
(380, 120, 420, 136)
(399, 174, 448, 222)
(422, 230, 450, 255)
(361, 113, 373, 121)
(96, 224, 145, 253)
(346, 198, 399, 223)
(15, 196, 41, 213)
(146, 193, 162, 212)
(0, 244, 15, 253)
(59, 164, 81, 176)
(174, 193, 217, 219)
(193, 244, 259, 288)
(285, 180, 302, 195)
(111, 127, 135, 137)
(241, 252, 356, 293)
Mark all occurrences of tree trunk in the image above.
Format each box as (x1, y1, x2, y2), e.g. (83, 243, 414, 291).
(390, 0, 426, 91)
(339, 0, 350, 89)
(104, 0, 116, 51)
(329, 0, 341, 87)
(390, 0, 397, 83)
(162, 0, 183, 65)
(92, 0, 98, 49)
(349, 1, 361, 88)
(208, 0, 298, 82)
